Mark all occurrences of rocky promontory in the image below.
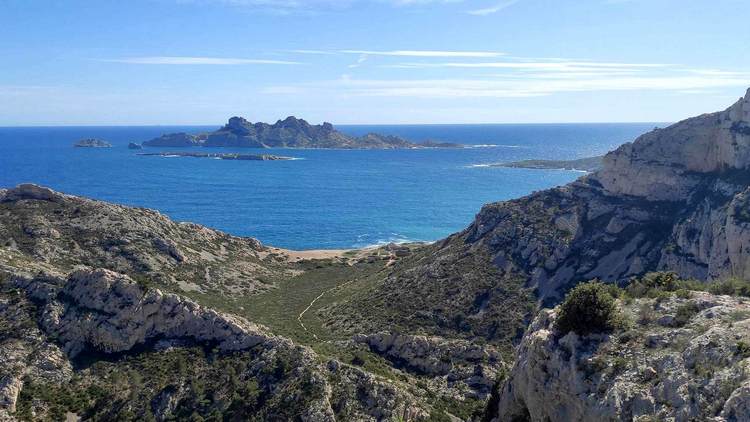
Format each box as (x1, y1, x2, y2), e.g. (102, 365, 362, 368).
(73, 138, 111, 148)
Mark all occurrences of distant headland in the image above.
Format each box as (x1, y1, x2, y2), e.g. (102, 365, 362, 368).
(143, 116, 464, 149)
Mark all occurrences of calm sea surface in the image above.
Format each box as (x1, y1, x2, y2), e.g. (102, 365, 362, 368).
(0, 123, 659, 249)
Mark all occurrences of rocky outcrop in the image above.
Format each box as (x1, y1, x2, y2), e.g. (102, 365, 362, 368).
(355, 332, 503, 399)
(127, 142, 142, 150)
(137, 151, 294, 160)
(499, 155, 603, 172)
(494, 291, 750, 421)
(416, 140, 464, 148)
(13, 269, 273, 357)
(143, 132, 203, 147)
(594, 89, 750, 201)
(73, 138, 111, 148)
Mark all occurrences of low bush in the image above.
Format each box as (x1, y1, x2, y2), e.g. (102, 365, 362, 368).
(674, 302, 700, 327)
(624, 272, 750, 299)
(707, 278, 750, 297)
(556, 281, 620, 336)
(736, 341, 750, 359)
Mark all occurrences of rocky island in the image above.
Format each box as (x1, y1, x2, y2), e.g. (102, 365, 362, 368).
(137, 152, 295, 160)
(142, 116, 464, 149)
(127, 142, 143, 150)
(72, 138, 111, 148)
(497, 155, 604, 172)
(4, 89, 750, 421)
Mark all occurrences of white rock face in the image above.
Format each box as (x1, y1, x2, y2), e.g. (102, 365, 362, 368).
(494, 292, 750, 422)
(457, 88, 750, 305)
(354, 332, 504, 399)
(593, 89, 750, 201)
(15, 268, 274, 357)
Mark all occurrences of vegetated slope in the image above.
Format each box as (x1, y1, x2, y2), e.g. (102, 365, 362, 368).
(0, 185, 497, 421)
(322, 89, 750, 361)
(0, 268, 431, 421)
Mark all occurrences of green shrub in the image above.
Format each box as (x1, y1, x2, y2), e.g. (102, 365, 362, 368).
(637, 303, 656, 325)
(556, 281, 620, 336)
(708, 278, 750, 297)
(350, 353, 366, 366)
(736, 341, 750, 359)
(675, 289, 692, 299)
(626, 272, 680, 298)
(623, 272, 750, 299)
(674, 302, 700, 326)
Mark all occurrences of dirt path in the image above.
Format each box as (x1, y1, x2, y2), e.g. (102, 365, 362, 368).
(297, 279, 356, 340)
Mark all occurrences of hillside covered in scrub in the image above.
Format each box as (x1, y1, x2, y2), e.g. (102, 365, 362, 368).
(2, 89, 750, 421)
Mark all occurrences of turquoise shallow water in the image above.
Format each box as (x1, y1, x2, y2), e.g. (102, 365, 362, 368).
(0, 123, 658, 249)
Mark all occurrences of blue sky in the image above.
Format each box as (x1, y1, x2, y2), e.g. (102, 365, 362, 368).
(2, 0, 749, 125)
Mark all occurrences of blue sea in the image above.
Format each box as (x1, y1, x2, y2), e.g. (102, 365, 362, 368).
(0, 123, 659, 250)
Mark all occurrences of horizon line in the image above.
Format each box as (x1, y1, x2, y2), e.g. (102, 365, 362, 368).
(0, 120, 672, 128)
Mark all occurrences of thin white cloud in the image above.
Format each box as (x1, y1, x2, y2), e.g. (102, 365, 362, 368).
(383, 61, 669, 71)
(348, 54, 369, 68)
(287, 49, 338, 55)
(186, 0, 466, 13)
(101, 56, 302, 65)
(261, 65, 750, 99)
(466, 0, 520, 15)
(338, 49, 505, 57)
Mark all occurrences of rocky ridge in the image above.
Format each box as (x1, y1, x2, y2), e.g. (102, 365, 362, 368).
(0, 183, 292, 297)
